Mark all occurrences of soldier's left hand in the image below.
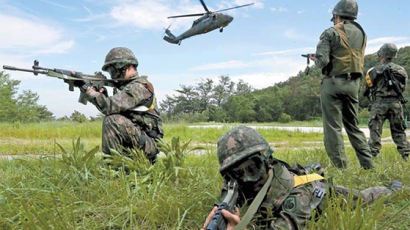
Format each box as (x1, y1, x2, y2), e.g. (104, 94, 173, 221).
(86, 86, 100, 97)
(309, 54, 316, 61)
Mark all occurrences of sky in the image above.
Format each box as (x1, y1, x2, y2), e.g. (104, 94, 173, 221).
(1, 0, 410, 118)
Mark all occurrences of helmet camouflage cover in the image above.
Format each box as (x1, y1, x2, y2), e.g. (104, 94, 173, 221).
(217, 126, 270, 173)
(102, 47, 139, 71)
(332, 0, 358, 19)
(377, 43, 398, 58)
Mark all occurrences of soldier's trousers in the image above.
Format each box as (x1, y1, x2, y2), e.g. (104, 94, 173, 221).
(368, 98, 410, 159)
(332, 185, 392, 208)
(102, 114, 158, 163)
(321, 77, 373, 169)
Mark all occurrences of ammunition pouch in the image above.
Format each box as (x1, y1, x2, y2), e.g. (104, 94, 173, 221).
(128, 112, 163, 140)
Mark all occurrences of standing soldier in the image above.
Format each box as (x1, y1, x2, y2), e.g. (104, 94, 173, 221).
(201, 126, 404, 230)
(365, 43, 409, 160)
(84, 47, 163, 164)
(310, 0, 373, 169)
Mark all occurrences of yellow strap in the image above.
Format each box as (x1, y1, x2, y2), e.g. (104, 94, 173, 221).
(293, 173, 324, 187)
(148, 97, 155, 111)
(365, 73, 373, 87)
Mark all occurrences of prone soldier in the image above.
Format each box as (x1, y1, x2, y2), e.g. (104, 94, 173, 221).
(202, 126, 405, 230)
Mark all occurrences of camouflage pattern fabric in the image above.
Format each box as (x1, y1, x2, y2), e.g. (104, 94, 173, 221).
(315, 19, 373, 169)
(102, 47, 138, 72)
(367, 62, 409, 160)
(220, 159, 392, 230)
(87, 76, 162, 163)
(102, 114, 158, 163)
(332, 0, 358, 19)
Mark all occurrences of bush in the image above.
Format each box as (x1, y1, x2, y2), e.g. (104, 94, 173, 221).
(358, 109, 370, 119)
(278, 113, 292, 123)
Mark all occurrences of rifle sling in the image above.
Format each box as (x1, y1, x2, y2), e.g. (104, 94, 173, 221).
(233, 170, 273, 230)
(233, 172, 324, 230)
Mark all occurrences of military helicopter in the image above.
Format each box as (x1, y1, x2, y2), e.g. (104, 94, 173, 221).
(163, 0, 254, 45)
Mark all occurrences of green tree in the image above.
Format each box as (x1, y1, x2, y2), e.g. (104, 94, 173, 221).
(70, 110, 87, 123)
(0, 71, 53, 122)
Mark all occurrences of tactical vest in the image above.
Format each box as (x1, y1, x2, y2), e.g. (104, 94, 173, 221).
(325, 21, 366, 77)
(124, 77, 164, 140)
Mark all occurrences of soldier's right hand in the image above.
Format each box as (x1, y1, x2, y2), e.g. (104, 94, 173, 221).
(221, 207, 241, 230)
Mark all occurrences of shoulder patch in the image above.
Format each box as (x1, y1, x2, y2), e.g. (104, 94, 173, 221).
(282, 197, 297, 212)
(320, 32, 325, 40)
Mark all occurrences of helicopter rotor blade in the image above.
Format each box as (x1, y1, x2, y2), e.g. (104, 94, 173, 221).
(199, 0, 210, 13)
(214, 3, 254, 13)
(168, 13, 206, 18)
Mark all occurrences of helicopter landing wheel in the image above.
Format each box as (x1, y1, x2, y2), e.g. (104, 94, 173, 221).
(219, 27, 224, 33)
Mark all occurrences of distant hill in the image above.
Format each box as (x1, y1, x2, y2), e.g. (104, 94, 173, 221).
(242, 46, 410, 121)
(161, 46, 410, 123)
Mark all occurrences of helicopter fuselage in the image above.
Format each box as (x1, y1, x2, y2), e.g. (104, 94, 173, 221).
(176, 13, 233, 41)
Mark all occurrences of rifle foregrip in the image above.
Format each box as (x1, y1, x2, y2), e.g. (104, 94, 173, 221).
(78, 92, 88, 105)
(206, 203, 228, 230)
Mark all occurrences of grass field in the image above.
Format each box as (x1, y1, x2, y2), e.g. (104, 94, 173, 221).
(0, 121, 408, 229)
(0, 121, 394, 155)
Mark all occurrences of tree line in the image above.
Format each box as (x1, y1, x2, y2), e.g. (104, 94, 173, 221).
(2, 46, 409, 123)
(160, 46, 410, 123)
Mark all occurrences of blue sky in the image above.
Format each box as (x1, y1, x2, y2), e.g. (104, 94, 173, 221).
(1, 0, 410, 117)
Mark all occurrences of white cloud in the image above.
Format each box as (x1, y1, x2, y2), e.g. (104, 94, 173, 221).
(110, 0, 261, 30)
(284, 29, 301, 40)
(366, 36, 410, 54)
(0, 14, 74, 54)
(110, 0, 204, 30)
(253, 47, 315, 56)
(270, 7, 288, 12)
(192, 60, 248, 71)
(230, 72, 291, 89)
(367, 37, 409, 45)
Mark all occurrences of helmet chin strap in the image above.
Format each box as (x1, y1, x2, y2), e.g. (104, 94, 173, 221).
(264, 147, 275, 167)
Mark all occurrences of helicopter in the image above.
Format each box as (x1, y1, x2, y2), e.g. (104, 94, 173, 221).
(163, 0, 254, 45)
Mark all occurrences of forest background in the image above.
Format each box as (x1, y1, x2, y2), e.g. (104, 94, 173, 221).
(2, 46, 410, 123)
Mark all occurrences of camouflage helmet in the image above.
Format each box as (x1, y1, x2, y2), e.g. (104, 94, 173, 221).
(217, 126, 270, 173)
(332, 0, 358, 19)
(102, 47, 138, 71)
(377, 43, 398, 58)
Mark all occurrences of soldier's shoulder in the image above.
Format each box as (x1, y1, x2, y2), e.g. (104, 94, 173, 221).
(320, 27, 337, 40)
(390, 63, 408, 77)
(389, 63, 406, 71)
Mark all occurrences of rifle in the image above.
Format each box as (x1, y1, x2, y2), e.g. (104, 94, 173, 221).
(301, 54, 315, 75)
(206, 180, 239, 230)
(383, 66, 409, 128)
(3, 60, 121, 105)
(383, 66, 407, 104)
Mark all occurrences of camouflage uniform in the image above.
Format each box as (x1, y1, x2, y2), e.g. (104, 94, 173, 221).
(366, 44, 410, 160)
(214, 126, 396, 230)
(86, 47, 163, 163)
(314, 0, 373, 169)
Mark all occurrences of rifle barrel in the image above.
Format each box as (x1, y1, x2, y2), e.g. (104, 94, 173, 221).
(3, 65, 47, 74)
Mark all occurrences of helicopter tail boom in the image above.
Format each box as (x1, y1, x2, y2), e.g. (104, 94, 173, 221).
(163, 29, 180, 45)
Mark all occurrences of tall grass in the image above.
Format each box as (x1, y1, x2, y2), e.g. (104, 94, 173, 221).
(0, 138, 408, 229)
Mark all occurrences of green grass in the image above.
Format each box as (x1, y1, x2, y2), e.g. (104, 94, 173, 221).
(0, 121, 398, 155)
(0, 138, 408, 229)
